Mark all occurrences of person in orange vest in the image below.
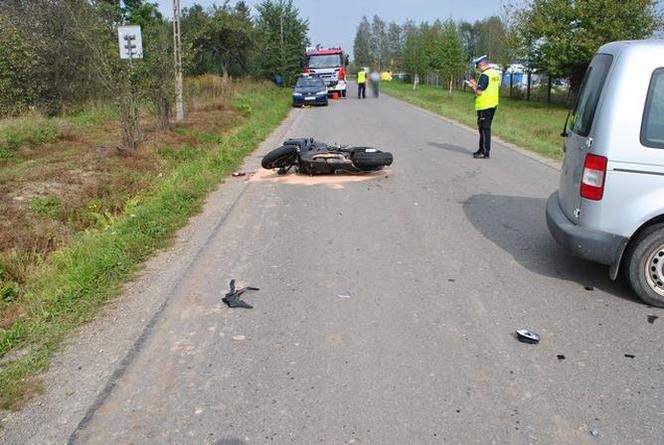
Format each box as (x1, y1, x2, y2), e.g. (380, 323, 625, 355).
(357, 68, 367, 99)
(467, 55, 500, 159)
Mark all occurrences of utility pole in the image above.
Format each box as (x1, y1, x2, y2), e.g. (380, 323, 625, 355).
(173, 0, 185, 122)
(280, 9, 285, 86)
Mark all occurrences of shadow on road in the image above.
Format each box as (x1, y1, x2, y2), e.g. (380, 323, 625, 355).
(463, 193, 638, 303)
(428, 141, 473, 155)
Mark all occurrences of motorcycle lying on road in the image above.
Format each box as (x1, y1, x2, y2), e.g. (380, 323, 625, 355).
(261, 138, 393, 175)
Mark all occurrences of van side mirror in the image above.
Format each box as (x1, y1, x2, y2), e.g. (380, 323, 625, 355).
(345, 55, 350, 66)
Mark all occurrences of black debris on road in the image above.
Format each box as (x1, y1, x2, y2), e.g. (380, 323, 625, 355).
(222, 279, 259, 309)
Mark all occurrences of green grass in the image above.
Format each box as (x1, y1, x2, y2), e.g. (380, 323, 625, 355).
(28, 196, 61, 219)
(382, 80, 569, 160)
(0, 85, 291, 410)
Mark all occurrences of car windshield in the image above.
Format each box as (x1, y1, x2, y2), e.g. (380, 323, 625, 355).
(296, 78, 324, 88)
(307, 54, 342, 69)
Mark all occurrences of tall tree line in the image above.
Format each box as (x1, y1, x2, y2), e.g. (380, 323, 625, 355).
(354, 1, 662, 94)
(355, 17, 466, 93)
(353, 15, 403, 70)
(353, 16, 467, 92)
(0, 0, 310, 119)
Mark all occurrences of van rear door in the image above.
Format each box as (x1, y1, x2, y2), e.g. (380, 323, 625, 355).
(558, 54, 613, 221)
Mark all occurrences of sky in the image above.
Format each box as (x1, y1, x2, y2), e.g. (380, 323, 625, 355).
(157, 0, 502, 57)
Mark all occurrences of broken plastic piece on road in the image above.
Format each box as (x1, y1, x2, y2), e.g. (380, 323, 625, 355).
(557, 354, 566, 361)
(624, 354, 636, 359)
(336, 293, 351, 299)
(591, 429, 599, 437)
(232, 171, 246, 177)
(647, 315, 658, 324)
(222, 279, 259, 309)
(515, 329, 540, 344)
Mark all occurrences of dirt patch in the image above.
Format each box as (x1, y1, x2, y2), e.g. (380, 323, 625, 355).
(0, 82, 250, 303)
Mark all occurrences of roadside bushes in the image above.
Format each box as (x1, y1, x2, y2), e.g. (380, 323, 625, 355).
(0, 15, 40, 117)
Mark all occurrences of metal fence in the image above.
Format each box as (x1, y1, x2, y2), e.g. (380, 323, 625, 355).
(402, 71, 572, 107)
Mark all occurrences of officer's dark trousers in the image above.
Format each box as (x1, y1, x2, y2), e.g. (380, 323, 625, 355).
(477, 107, 497, 154)
(358, 82, 366, 99)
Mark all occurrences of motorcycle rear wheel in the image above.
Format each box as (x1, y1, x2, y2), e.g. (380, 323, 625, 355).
(351, 150, 393, 171)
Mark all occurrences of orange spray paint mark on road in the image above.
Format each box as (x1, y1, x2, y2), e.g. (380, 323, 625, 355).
(248, 169, 390, 189)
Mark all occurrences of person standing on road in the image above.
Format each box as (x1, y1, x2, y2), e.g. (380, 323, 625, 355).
(357, 68, 367, 99)
(370, 68, 381, 98)
(467, 55, 500, 159)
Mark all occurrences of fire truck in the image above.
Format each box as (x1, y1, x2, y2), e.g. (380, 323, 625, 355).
(304, 47, 349, 97)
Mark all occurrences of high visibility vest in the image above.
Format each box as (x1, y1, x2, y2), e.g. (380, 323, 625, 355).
(475, 68, 500, 110)
(357, 71, 366, 83)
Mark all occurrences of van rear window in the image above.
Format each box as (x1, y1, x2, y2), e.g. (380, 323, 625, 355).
(571, 54, 613, 137)
(641, 68, 664, 149)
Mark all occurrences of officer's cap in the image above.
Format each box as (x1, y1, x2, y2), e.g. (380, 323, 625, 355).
(473, 55, 489, 65)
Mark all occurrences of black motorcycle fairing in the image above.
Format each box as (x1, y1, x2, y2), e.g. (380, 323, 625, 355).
(262, 138, 393, 175)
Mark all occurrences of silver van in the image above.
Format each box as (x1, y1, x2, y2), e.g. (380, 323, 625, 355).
(546, 40, 664, 307)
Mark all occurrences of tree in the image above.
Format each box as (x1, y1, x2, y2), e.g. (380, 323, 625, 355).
(196, 4, 254, 79)
(474, 16, 511, 66)
(458, 21, 477, 63)
(181, 4, 214, 75)
(420, 21, 441, 75)
(516, 0, 663, 91)
(386, 22, 402, 70)
(435, 20, 466, 96)
(139, 21, 175, 129)
(1, 0, 111, 115)
(254, 0, 309, 86)
(353, 16, 372, 67)
(0, 14, 40, 116)
(370, 15, 388, 69)
(401, 21, 428, 89)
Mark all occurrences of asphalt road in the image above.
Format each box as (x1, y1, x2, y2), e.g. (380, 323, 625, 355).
(3, 87, 664, 445)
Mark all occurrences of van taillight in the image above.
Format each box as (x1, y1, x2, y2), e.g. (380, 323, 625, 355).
(580, 154, 607, 201)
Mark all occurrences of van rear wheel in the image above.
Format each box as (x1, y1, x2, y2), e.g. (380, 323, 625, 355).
(626, 223, 664, 307)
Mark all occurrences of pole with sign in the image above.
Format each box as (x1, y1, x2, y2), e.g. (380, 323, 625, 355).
(117, 25, 143, 150)
(118, 25, 143, 61)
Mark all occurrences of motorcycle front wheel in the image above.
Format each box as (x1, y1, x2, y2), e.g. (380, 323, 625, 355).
(261, 145, 298, 170)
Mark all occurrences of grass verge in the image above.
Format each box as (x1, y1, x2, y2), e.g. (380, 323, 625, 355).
(381, 80, 569, 160)
(0, 106, 117, 160)
(0, 84, 291, 410)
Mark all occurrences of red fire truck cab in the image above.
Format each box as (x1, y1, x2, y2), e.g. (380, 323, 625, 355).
(304, 48, 349, 97)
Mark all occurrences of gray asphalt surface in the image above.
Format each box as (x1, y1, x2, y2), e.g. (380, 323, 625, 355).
(3, 87, 664, 445)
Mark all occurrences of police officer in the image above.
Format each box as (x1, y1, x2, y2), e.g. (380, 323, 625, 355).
(468, 55, 500, 159)
(357, 68, 367, 99)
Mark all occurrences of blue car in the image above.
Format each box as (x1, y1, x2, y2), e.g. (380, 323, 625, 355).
(292, 76, 328, 107)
